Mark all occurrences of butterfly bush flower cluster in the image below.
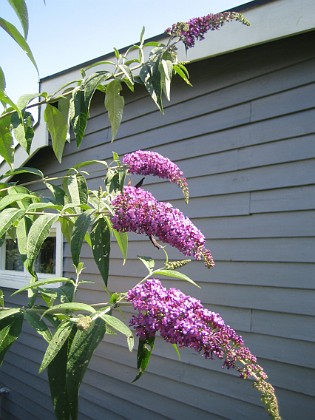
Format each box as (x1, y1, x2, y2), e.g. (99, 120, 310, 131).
(123, 150, 189, 203)
(166, 12, 250, 49)
(111, 186, 214, 268)
(128, 279, 280, 419)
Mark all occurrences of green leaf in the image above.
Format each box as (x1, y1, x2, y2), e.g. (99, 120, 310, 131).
(12, 277, 74, 295)
(71, 209, 94, 267)
(0, 114, 14, 166)
(63, 173, 88, 210)
(44, 183, 65, 206)
(139, 61, 163, 112)
(0, 307, 21, 321)
(72, 159, 108, 170)
(112, 229, 128, 264)
(0, 290, 4, 307)
(25, 213, 59, 276)
(104, 79, 125, 141)
(0, 312, 23, 366)
(47, 329, 73, 420)
(66, 318, 106, 419)
(40, 321, 74, 373)
(159, 59, 173, 101)
(172, 343, 181, 360)
(153, 269, 200, 288)
(24, 311, 52, 343)
(44, 104, 69, 163)
(7, 0, 29, 38)
(101, 314, 134, 351)
(138, 256, 155, 272)
(0, 192, 35, 211)
(0, 17, 38, 72)
(173, 63, 192, 86)
(90, 217, 110, 286)
(43, 302, 96, 317)
(70, 72, 109, 147)
(16, 92, 45, 110)
(133, 335, 155, 383)
(118, 64, 134, 87)
(0, 66, 6, 91)
(0, 166, 44, 180)
(11, 110, 35, 154)
(0, 207, 25, 239)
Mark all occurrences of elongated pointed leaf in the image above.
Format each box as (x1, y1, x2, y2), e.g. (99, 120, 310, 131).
(11, 110, 35, 154)
(0, 312, 23, 366)
(47, 330, 73, 420)
(70, 73, 109, 147)
(0, 208, 25, 239)
(7, 0, 29, 38)
(66, 318, 106, 419)
(0, 66, 5, 91)
(0, 307, 21, 321)
(12, 277, 74, 295)
(43, 302, 96, 317)
(133, 335, 155, 383)
(105, 79, 124, 141)
(101, 314, 133, 351)
(0, 114, 14, 166)
(0, 166, 44, 180)
(71, 209, 94, 267)
(160, 59, 173, 101)
(45, 183, 65, 206)
(25, 213, 59, 276)
(0, 193, 35, 211)
(112, 229, 128, 264)
(44, 104, 69, 163)
(63, 173, 88, 210)
(24, 311, 52, 342)
(0, 17, 38, 72)
(139, 63, 163, 112)
(90, 217, 110, 286)
(138, 256, 155, 272)
(40, 321, 73, 373)
(153, 269, 200, 288)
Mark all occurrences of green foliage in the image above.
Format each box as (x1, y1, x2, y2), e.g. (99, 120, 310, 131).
(0, 311, 23, 366)
(0, 17, 37, 72)
(25, 213, 59, 276)
(105, 79, 125, 141)
(44, 104, 69, 163)
(66, 318, 106, 420)
(90, 217, 110, 286)
(133, 336, 155, 382)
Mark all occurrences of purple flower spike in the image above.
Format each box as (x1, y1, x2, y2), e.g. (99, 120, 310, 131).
(111, 186, 214, 268)
(128, 280, 280, 418)
(166, 12, 250, 49)
(128, 279, 265, 379)
(123, 150, 189, 203)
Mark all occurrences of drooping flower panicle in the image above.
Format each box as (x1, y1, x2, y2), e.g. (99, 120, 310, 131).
(166, 12, 250, 49)
(111, 186, 214, 268)
(128, 279, 280, 419)
(123, 150, 189, 203)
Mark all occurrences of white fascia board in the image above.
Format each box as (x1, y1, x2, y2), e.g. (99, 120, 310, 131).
(182, 0, 315, 63)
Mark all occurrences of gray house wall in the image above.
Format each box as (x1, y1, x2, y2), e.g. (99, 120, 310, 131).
(1, 30, 315, 419)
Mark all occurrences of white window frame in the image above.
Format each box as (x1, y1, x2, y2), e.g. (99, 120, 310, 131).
(0, 222, 63, 290)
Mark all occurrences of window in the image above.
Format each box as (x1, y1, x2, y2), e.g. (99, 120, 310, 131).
(0, 223, 63, 289)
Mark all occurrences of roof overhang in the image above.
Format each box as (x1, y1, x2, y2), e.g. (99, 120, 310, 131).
(1, 0, 314, 175)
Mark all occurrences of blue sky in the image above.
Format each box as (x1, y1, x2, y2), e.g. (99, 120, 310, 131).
(1, 0, 251, 101)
